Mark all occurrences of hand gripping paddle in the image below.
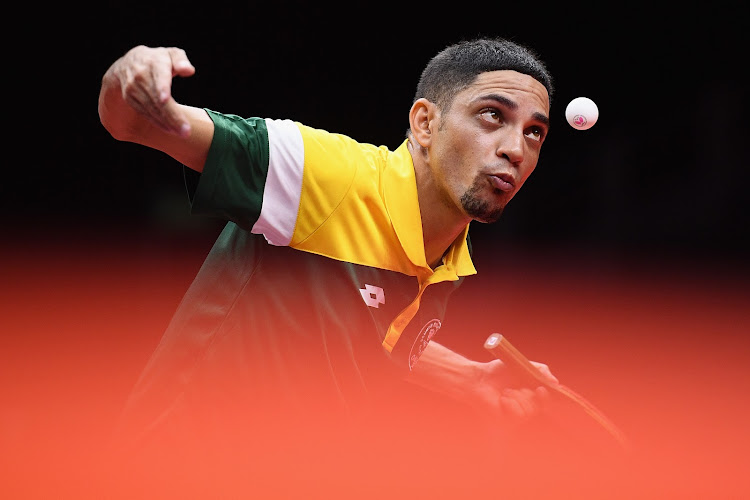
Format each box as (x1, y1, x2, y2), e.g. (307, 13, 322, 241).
(484, 333, 629, 451)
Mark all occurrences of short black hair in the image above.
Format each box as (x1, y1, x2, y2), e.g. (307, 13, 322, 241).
(413, 37, 554, 112)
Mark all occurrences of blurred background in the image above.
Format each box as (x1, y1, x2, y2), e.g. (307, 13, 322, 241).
(2, 2, 748, 498)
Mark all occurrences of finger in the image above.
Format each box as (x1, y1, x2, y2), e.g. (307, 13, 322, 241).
(128, 90, 187, 137)
(120, 46, 174, 107)
(142, 49, 191, 136)
(530, 361, 559, 386)
(168, 47, 196, 77)
(535, 386, 551, 412)
(499, 394, 525, 419)
(114, 47, 180, 135)
(514, 388, 539, 416)
(151, 48, 194, 136)
(490, 359, 527, 389)
(501, 388, 538, 419)
(121, 73, 178, 135)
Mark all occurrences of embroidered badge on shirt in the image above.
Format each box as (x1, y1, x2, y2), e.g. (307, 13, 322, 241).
(408, 319, 442, 370)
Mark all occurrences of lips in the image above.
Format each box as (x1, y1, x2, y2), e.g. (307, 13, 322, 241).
(488, 173, 515, 192)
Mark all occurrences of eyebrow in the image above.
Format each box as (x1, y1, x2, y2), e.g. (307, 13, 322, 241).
(478, 93, 550, 128)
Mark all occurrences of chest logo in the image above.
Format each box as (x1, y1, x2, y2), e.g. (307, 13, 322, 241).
(359, 284, 385, 308)
(408, 319, 442, 371)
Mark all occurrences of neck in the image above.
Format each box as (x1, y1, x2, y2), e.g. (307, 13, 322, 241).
(408, 139, 471, 269)
(422, 216, 468, 269)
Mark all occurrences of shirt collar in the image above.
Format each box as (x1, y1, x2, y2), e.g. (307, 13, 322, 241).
(383, 140, 477, 279)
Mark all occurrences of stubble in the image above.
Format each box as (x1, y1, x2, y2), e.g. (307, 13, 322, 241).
(459, 177, 505, 223)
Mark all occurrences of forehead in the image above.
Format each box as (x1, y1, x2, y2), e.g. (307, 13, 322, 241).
(458, 70, 550, 113)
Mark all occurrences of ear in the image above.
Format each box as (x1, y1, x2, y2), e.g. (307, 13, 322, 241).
(409, 98, 436, 148)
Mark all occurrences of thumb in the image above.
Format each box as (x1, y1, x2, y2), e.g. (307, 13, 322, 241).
(168, 47, 196, 77)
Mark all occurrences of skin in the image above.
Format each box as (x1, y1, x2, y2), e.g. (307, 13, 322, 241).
(408, 71, 550, 269)
(98, 46, 213, 171)
(99, 46, 558, 421)
(406, 73, 554, 418)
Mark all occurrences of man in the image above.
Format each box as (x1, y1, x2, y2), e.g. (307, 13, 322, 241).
(99, 38, 558, 463)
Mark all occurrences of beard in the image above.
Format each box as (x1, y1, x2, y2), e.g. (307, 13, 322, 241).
(459, 177, 506, 223)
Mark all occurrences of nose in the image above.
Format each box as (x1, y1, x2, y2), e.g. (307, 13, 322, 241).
(496, 128, 524, 165)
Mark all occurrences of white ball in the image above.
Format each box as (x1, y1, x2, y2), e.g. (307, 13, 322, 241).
(565, 97, 599, 130)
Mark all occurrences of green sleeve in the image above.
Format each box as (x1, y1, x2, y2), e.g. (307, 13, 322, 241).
(189, 109, 271, 231)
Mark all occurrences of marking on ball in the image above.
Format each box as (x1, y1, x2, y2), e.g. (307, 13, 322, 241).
(565, 97, 599, 130)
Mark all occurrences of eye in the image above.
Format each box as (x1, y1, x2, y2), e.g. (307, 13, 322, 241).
(526, 125, 546, 142)
(479, 108, 503, 124)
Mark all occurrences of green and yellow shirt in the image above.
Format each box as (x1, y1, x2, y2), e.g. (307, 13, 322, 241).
(121, 110, 477, 439)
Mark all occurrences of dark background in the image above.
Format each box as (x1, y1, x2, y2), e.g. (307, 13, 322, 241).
(5, 2, 749, 268)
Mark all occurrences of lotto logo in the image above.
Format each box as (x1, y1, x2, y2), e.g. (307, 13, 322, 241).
(359, 284, 385, 308)
(574, 114, 587, 127)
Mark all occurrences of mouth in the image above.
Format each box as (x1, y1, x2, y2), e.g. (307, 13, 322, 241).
(487, 173, 515, 193)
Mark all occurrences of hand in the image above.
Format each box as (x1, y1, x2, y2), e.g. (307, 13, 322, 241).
(99, 46, 196, 139)
(476, 358, 558, 420)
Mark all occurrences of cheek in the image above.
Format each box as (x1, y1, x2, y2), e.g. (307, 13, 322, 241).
(518, 162, 538, 188)
(435, 126, 485, 186)
(436, 139, 469, 179)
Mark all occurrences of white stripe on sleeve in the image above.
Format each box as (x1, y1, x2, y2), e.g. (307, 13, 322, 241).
(251, 119, 305, 246)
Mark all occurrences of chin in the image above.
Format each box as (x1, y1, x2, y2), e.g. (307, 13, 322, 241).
(465, 201, 505, 223)
(474, 211, 504, 224)
(460, 183, 509, 223)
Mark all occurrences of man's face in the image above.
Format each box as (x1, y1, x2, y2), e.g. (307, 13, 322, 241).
(427, 70, 550, 223)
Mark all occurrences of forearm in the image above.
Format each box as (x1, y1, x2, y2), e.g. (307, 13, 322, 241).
(133, 105, 215, 172)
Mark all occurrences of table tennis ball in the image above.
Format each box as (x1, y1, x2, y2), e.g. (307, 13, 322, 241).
(565, 97, 599, 130)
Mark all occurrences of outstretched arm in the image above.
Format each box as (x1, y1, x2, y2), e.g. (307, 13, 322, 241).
(98, 45, 215, 172)
(408, 341, 558, 419)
